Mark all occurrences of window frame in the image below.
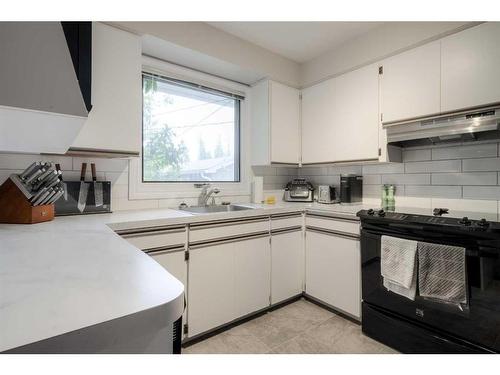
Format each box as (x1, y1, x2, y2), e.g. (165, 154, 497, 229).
(128, 56, 251, 201)
(141, 73, 241, 183)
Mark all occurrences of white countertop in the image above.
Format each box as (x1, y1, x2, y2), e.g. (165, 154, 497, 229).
(0, 201, 366, 352)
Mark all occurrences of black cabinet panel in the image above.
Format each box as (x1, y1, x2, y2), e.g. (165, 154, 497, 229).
(61, 22, 92, 112)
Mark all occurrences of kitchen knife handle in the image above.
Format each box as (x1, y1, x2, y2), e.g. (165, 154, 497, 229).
(91, 163, 97, 182)
(80, 163, 87, 182)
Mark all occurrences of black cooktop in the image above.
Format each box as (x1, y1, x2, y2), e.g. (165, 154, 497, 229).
(357, 208, 500, 234)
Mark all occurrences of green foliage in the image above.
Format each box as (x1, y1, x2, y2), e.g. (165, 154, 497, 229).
(142, 76, 189, 181)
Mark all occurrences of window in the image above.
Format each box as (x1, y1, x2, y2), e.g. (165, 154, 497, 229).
(142, 73, 241, 182)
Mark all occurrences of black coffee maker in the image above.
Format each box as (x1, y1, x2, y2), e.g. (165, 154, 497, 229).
(340, 175, 363, 203)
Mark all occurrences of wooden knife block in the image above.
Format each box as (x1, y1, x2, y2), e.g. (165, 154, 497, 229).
(0, 178, 54, 224)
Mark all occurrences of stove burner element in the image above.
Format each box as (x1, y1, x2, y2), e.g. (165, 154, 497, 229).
(459, 217, 472, 226)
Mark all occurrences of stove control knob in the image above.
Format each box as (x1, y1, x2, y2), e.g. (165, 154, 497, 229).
(377, 209, 386, 217)
(367, 209, 375, 215)
(477, 218, 490, 228)
(459, 217, 471, 226)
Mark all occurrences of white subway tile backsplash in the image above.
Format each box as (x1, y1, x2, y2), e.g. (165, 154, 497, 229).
(327, 165, 362, 175)
(432, 143, 497, 160)
(381, 173, 431, 185)
(298, 166, 328, 176)
(362, 163, 405, 175)
(105, 171, 129, 185)
(463, 186, 500, 200)
(362, 174, 381, 185)
(72, 157, 129, 172)
(402, 149, 432, 162)
(405, 185, 462, 199)
(252, 166, 277, 176)
(431, 172, 497, 186)
(462, 157, 500, 172)
(404, 160, 461, 173)
(0, 154, 72, 170)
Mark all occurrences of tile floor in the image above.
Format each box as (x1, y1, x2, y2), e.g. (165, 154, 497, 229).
(182, 299, 397, 354)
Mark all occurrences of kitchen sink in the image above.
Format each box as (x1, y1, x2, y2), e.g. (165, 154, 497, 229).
(180, 204, 255, 214)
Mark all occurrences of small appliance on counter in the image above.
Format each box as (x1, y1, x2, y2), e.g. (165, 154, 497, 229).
(284, 178, 314, 202)
(317, 185, 336, 204)
(340, 174, 363, 204)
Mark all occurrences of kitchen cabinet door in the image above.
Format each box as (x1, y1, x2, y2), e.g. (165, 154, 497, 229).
(305, 230, 361, 319)
(270, 81, 301, 164)
(441, 23, 500, 112)
(271, 230, 303, 304)
(151, 250, 187, 291)
(151, 249, 188, 338)
(330, 64, 380, 162)
(301, 79, 336, 164)
(187, 242, 237, 337)
(71, 22, 142, 155)
(380, 41, 441, 123)
(234, 236, 271, 317)
(251, 80, 300, 165)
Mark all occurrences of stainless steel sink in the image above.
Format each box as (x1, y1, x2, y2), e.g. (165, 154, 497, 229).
(180, 204, 255, 214)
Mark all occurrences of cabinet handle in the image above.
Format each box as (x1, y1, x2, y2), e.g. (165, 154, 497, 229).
(271, 226, 302, 235)
(189, 231, 270, 249)
(306, 226, 359, 240)
(190, 217, 269, 230)
(144, 244, 186, 255)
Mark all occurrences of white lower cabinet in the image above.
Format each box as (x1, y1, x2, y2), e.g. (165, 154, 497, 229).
(271, 229, 304, 304)
(188, 241, 237, 337)
(150, 249, 188, 337)
(234, 236, 271, 317)
(187, 235, 271, 338)
(305, 229, 361, 319)
(150, 249, 187, 292)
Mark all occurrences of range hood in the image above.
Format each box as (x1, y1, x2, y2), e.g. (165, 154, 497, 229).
(384, 105, 500, 146)
(0, 22, 91, 154)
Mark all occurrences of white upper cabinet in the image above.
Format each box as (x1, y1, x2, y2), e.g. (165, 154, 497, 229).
(251, 80, 300, 165)
(331, 64, 380, 162)
(302, 64, 379, 164)
(380, 41, 441, 123)
(301, 79, 336, 164)
(441, 22, 500, 112)
(71, 23, 142, 155)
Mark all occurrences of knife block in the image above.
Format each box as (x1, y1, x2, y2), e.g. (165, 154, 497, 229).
(0, 178, 54, 224)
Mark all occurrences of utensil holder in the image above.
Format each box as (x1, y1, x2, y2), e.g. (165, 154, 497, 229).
(0, 177, 54, 224)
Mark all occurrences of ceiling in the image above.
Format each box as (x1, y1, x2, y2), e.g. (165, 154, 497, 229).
(207, 22, 385, 63)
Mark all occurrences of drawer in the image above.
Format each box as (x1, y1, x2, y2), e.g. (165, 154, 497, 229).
(305, 214, 359, 235)
(189, 217, 269, 243)
(271, 214, 303, 231)
(121, 226, 186, 251)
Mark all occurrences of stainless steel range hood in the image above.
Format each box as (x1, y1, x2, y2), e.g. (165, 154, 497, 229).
(384, 105, 500, 146)
(0, 22, 90, 154)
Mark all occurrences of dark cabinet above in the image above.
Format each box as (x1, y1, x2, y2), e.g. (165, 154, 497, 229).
(61, 22, 92, 112)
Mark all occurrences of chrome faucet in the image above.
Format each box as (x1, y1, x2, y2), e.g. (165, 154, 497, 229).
(197, 184, 220, 206)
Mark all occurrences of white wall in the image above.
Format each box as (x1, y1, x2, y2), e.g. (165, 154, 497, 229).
(112, 22, 301, 87)
(301, 22, 477, 87)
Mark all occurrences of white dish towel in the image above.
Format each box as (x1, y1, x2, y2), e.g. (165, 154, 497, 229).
(381, 235, 418, 300)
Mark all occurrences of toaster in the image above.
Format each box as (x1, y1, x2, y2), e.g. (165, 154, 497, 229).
(317, 185, 336, 204)
(284, 179, 314, 202)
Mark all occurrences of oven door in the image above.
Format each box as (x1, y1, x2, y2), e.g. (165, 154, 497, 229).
(361, 222, 500, 352)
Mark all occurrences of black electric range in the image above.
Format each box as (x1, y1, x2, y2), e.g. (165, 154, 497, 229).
(357, 208, 500, 353)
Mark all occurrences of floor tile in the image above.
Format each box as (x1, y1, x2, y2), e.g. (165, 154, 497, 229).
(182, 299, 398, 354)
